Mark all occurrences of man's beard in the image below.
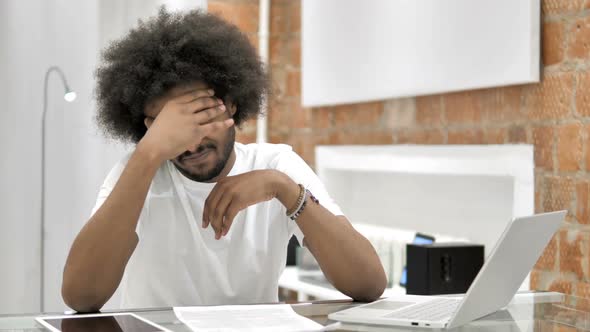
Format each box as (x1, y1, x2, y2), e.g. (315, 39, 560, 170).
(174, 128, 235, 183)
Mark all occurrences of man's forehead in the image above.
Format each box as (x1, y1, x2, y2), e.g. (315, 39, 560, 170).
(144, 81, 210, 116)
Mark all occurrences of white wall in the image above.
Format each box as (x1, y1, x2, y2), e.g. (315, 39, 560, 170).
(0, 0, 205, 314)
(0, 0, 127, 314)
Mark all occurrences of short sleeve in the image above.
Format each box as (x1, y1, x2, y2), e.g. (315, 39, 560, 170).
(90, 153, 146, 236)
(274, 149, 344, 246)
(90, 154, 131, 216)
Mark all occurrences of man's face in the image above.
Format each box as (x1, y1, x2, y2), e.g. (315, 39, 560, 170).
(144, 82, 236, 182)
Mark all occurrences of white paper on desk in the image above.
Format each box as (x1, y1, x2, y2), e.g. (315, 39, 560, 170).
(174, 304, 325, 332)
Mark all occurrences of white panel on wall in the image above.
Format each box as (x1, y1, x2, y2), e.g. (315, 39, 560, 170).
(302, 0, 540, 107)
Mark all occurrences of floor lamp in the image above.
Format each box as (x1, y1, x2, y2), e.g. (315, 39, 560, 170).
(41, 66, 76, 312)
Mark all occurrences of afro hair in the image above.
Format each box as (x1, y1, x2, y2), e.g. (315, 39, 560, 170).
(95, 7, 268, 143)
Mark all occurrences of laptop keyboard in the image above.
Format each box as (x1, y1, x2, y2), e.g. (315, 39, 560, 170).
(384, 298, 461, 322)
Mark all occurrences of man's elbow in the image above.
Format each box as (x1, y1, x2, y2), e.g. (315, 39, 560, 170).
(354, 276, 387, 302)
(61, 281, 105, 313)
(343, 266, 387, 302)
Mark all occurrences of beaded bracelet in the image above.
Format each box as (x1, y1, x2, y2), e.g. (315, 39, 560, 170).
(286, 184, 306, 218)
(289, 189, 320, 221)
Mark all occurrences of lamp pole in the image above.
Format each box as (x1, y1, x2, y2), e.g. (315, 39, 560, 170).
(41, 66, 76, 312)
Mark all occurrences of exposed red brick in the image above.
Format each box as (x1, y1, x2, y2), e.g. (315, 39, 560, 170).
(208, 1, 258, 33)
(536, 172, 544, 213)
(269, 36, 288, 66)
(577, 181, 590, 224)
(530, 269, 541, 289)
(483, 128, 507, 144)
(282, 131, 315, 163)
(286, 70, 301, 97)
(383, 99, 416, 129)
(448, 129, 484, 144)
(415, 95, 443, 126)
(268, 132, 286, 144)
(267, 98, 291, 131)
(568, 16, 590, 60)
(333, 102, 384, 128)
(532, 126, 554, 170)
(576, 71, 590, 117)
(557, 122, 583, 171)
(268, 100, 307, 130)
(444, 92, 482, 125)
(479, 87, 523, 123)
(543, 20, 566, 66)
(287, 1, 301, 33)
(523, 73, 574, 120)
(575, 291, 590, 311)
(555, 325, 580, 332)
(289, 36, 301, 68)
(559, 230, 588, 279)
(270, 2, 288, 36)
(246, 34, 258, 50)
(543, 176, 574, 215)
(507, 126, 527, 143)
(269, 66, 287, 98)
(310, 107, 332, 129)
(548, 279, 573, 295)
(396, 129, 445, 145)
(329, 130, 393, 145)
(292, 107, 311, 129)
(535, 233, 558, 270)
(542, 0, 586, 15)
(530, 269, 556, 291)
(577, 282, 590, 299)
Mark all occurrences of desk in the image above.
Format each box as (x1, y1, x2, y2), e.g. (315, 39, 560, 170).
(279, 266, 406, 301)
(0, 292, 588, 331)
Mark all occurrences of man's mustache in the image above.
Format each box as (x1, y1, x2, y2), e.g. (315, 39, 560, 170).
(178, 143, 216, 161)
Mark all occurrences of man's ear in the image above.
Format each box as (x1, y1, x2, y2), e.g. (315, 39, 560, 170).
(228, 103, 237, 117)
(144, 117, 154, 129)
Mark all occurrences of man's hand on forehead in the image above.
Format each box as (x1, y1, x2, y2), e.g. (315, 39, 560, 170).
(176, 87, 216, 104)
(139, 86, 234, 162)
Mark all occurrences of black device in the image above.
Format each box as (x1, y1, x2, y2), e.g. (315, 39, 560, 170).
(287, 235, 300, 266)
(406, 242, 484, 295)
(399, 232, 435, 287)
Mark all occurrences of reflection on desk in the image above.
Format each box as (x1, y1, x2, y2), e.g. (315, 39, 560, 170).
(0, 292, 587, 331)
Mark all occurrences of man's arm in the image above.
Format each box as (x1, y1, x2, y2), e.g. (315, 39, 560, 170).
(275, 177, 388, 302)
(62, 89, 231, 312)
(203, 167, 387, 302)
(61, 145, 161, 312)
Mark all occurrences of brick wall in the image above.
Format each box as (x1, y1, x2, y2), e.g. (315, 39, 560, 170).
(209, 0, 590, 297)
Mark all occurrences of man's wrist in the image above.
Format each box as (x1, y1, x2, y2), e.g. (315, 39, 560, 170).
(135, 140, 166, 168)
(272, 171, 300, 212)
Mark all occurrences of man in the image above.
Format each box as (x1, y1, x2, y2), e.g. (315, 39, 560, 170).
(62, 8, 386, 312)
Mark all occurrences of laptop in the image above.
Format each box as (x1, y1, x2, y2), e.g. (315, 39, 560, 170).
(328, 211, 566, 329)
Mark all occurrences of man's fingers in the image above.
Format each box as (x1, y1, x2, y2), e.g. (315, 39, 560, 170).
(211, 190, 233, 240)
(176, 88, 214, 103)
(202, 188, 217, 229)
(222, 205, 240, 236)
(203, 183, 224, 232)
(181, 97, 221, 114)
(199, 118, 234, 136)
(193, 103, 226, 124)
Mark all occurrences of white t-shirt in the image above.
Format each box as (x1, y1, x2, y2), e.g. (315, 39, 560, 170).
(92, 143, 343, 308)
